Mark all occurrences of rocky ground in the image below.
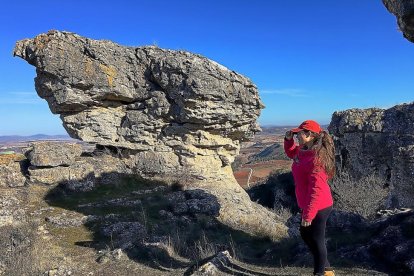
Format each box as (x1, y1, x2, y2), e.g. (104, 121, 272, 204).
(0, 170, 398, 276)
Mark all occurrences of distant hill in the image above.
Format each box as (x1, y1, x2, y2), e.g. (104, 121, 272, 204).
(259, 124, 329, 135)
(247, 143, 290, 163)
(259, 126, 295, 135)
(0, 134, 74, 143)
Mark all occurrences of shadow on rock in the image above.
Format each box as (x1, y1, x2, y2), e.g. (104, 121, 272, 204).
(43, 172, 286, 272)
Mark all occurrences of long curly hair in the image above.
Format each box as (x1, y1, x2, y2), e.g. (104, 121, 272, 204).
(306, 130, 336, 179)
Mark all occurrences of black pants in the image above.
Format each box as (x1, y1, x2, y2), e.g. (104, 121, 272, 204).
(299, 205, 333, 275)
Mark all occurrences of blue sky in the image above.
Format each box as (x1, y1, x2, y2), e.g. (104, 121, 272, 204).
(0, 0, 413, 135)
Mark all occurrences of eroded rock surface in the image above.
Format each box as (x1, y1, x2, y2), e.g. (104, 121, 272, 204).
(0, 153, 27, 188)
(13, 30, 262, 153)
(13, 31, 287, 240)
(328, 103, 414, 208)
(25, 141, 82, 167)
(383, 0, 414, 42)
(13, 30, 262, 180)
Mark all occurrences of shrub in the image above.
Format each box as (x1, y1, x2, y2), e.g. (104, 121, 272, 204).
(247, 169, 298, 221)
(331, 171, 389, 219)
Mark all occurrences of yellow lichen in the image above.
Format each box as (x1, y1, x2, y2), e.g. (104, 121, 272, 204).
(85, 58, 96, 78)
(0, 153, 25, 165)
(99, 64, 117, 87)
(33, 34, 50, 50)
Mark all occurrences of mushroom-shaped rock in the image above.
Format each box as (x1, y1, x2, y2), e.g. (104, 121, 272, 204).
(14, 31, 287, 240)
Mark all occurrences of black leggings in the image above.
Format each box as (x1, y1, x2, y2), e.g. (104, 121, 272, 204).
(299, 205, 333, 275)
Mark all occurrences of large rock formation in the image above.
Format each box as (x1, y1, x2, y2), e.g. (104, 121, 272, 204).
(13, 31, 287, 240)
(13, 30, 264, 180)
(328, 102, 414, 209)
(383, 0, 414, 42)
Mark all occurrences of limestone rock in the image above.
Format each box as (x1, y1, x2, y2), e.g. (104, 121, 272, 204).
(168, 189, 220, 216)
(0, 195, 25, 227)
(0, 154, 27, 187)
(13, 31, 288, 241)
(328, 102, 414, 208)
(339, 210, 414, 274)
(383, 0, 414, 43)
(28, 160, 94, 185)
(25, 141, 82, 167)
(0, 153, 26, 165)
(12, 30, 262, 183)
(190, 250, 232, 275)
(96, 248, 124, 264)
(0, 161, 26, 187)
(13, 30, 263, 153)
(45, 211, 91, 227)
(377, 207, 412, 218)
(26, 144, 131, 186)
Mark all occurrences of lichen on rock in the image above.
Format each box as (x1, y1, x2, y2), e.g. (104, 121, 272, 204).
(14, 30, 287, 241)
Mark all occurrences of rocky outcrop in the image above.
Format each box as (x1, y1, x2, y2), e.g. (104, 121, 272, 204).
(189, 250, 232, 275)
(26, 141, 82, 167)
(0, 195, 26, 227)
(383, 0, 414, 43)
(338, 210, 414, 274)
(13, 30, 262, 178)
(328, 102, 414, 208)
(13, 31, 287, 241)
(25, 141, 128, 187)
(0, 153, 27, 187)
(13, 30, 262, 153)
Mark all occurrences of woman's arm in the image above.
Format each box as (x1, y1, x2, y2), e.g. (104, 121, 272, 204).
(284, 135, 299, 159)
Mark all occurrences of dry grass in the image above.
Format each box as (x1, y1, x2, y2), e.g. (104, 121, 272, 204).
(193, 232, 218, 260)
(331, 171, 389, 219)
(273, 206, 293, 223)
(0, 222, 42, 275)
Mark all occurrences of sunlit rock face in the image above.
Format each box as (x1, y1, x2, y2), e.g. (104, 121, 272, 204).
(14, 31, 289, 241)
(13, 30, 265, 178)
(14, 31, 264, 179)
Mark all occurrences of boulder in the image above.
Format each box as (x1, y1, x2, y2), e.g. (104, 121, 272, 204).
(25, 141, 82, 167)
(328, 103, 414, 208)
(0, 195, 25, 227)
(14, 31, 287, 241)
(28, 160, 94, 185)
(0, 154, 27, 187)
(26, 146, 131, 186)
(339, 210, 414, 274)
(13, 30, 261, 180)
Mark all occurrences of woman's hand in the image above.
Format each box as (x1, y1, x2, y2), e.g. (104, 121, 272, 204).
(301, 218, 312, 227)
(285, 130, 294, 140)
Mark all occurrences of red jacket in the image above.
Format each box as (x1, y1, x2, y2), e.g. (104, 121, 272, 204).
(284, 138, 333, 222)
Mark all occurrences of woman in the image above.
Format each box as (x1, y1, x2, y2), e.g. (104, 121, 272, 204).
(284, 120, 336, 276)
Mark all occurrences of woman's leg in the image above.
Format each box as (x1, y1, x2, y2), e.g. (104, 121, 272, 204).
(300, 224, 322, 273)
(300, 205, 333, 275)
